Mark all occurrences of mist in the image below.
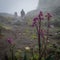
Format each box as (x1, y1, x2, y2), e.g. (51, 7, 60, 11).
(37, 0, 60, 11)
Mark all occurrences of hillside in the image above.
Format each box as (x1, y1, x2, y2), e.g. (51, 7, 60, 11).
(0, 0, 60, 59)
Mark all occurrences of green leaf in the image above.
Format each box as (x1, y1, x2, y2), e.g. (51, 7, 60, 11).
(45, 54, 55, 60)
(23, 52, 27, 60)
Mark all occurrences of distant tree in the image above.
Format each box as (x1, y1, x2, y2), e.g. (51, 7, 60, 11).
(14, 12, 18, 17)
(21, 9, 25, 18)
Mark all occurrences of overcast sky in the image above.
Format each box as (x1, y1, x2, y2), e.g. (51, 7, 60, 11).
(0, 0, 38, 14)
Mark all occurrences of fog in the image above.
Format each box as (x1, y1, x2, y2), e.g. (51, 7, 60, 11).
(38, 0, 60, 11)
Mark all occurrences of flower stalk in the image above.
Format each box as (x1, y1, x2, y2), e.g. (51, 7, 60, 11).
(44, 13, 52, 59)
(32, 11, 44, 60)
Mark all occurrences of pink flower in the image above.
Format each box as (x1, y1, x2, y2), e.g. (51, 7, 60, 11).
(38, 11, 44, 20)
(47, 13, 52, 17)
(33, 17, 38, 22)
(45, 13, 52, 20)
(39, 11, 43, 16)
(7, 38, 13, 44)
(32, 17, 38, 27)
